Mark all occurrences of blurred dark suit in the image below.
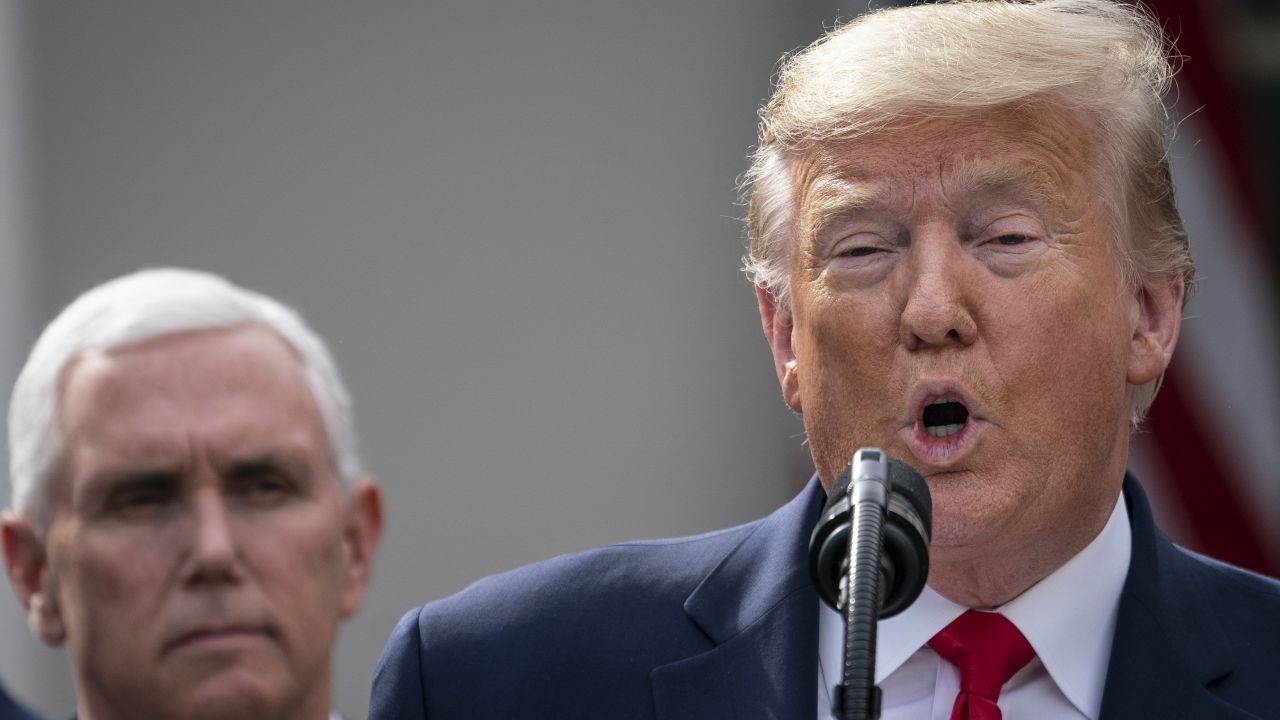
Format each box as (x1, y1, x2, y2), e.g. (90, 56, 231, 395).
(0, 682, 40, 720)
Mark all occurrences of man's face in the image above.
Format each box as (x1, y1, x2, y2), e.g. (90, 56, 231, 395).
(11, 325, 380, 720)
(760, 110, 1179, 602)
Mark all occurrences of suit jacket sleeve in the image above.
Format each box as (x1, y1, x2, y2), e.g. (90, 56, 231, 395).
(369, 607, 428, 720)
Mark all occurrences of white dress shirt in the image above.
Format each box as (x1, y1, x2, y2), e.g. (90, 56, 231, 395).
(817, 492, 1131, 719)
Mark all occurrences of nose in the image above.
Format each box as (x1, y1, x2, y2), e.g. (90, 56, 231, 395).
(184, 487, 241, 586)
(899, 229, 978, 351)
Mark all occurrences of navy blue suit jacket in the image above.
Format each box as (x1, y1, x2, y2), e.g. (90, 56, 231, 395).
(0, 681, 40, 720)
(370, 475, 1280, 719)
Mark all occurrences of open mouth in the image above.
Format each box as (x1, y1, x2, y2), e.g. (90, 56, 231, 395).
(922, 399, 969, 438)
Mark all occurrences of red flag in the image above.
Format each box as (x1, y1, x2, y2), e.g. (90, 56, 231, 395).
(1128, 0, 1280, 577)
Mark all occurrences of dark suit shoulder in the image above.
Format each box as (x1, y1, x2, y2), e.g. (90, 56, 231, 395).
(0, 682, 41, 720)
(1159, 539, 1280, 715)
(1166, 542, 1280, 648)
(1159, 539, 1280, 627)
(419, 520, 758, 641)
(1105, 477, 1280, 719)
(393, 521, 762, 717)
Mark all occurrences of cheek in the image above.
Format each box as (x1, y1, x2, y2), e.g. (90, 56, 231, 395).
(256, 523, 349, 680)
(794, 297, 903, 473)
(249, 515, 348, 617)
(1030, 282, 1128, 375)
(993, 276, 1132, 440)
(53, 536, 175, 660)
(796, 292, 898, 377)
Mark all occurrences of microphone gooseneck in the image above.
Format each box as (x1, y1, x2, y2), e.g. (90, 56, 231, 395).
(808, 449, 932, 720)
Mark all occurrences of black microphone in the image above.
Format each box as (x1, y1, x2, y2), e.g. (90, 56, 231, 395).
(808, 449, 931, 720)
(809, 450, 932, 618)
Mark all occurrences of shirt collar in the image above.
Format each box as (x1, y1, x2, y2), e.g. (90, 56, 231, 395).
(819, 490, 1130, 719)
(999, 490, 1130, 718)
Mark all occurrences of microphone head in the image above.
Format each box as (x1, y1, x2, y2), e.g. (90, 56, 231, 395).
(808, 464, 853, 612)
(880, 459, 931, 618)
(807, 454, 932, 617)
(887, 458, 931, 534)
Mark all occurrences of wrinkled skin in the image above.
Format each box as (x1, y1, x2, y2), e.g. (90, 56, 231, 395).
(3, 326, 382, 720)
(758, 110, 1182, 607)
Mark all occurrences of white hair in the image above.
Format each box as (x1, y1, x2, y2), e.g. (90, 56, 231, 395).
(741, 0, 1194, 426)
(7, 268, 364, 532)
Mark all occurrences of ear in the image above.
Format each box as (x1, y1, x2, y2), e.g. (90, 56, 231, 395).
(755, 285, 803, 413)
(2, 512, 67, 645)
(1127, 275, 1184, 385)
(336, 477, 383, 618)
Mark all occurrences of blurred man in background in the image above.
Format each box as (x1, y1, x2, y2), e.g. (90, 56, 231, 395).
(371, 2, 1280, 718)
(2, 268, 382, 720)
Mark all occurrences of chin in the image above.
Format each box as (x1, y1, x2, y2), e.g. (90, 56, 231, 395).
(926, 493, 1017, 552)
(175, 695, 282, 720)
(928, 515, 987, 551)
(174, 672, 293, 720)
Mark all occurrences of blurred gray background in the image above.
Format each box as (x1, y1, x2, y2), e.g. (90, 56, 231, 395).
(1, 2, 1276, 718)
(0, 2, 841, 716)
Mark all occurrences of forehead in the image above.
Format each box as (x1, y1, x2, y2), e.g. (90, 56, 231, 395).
(58, 325, 326, 461)
(795, 108, 1099, 221)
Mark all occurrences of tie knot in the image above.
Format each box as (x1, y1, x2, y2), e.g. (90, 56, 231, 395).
(927, 611, 1035, 701)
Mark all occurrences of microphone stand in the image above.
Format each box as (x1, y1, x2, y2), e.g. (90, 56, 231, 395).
(833, 459, 886, 720)
(812, 451, 930, 720)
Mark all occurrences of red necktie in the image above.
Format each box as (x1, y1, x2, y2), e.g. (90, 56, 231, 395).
(927, 610, 1035, 720)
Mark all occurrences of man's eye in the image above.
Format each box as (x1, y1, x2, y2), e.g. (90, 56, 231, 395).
(841, 246, 882, 257)
(251, 477, 287, 492)
(106, 486, 176, 519)
(993, 234, 1031, 246)
(231, 470, 297, 506)
(121, 491, 169, 508)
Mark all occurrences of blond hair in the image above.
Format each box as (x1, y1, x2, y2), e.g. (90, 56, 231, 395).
(742, 0, 1194, 424)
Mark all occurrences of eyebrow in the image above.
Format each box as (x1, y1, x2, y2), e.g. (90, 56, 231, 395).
(942, 157, 1063, 211)
(80, 467, 181, 512)
(800, 177, 893, 237)
(81, 447, 313, 492)
(220, 450, 313, 483)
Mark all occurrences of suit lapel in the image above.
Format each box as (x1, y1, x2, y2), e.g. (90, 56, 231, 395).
(651, 478, 825, 720)
(1099, 476, 1259, 720)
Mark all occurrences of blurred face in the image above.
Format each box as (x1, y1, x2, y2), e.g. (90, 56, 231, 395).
(9, 326, 380, 720)
(759, 110, 1180, 604)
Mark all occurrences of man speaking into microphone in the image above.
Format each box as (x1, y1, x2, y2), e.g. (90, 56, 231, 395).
(371, 2, 1280, 718)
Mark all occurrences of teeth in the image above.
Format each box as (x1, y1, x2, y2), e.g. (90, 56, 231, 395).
(922, 397, 969, 438)
(925, 423, 964, 438)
